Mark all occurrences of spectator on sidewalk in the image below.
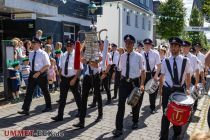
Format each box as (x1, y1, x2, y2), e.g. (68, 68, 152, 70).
(20, 58, 30, 89)
(48, 58, 57, 93)
(10, 61, 21, 103)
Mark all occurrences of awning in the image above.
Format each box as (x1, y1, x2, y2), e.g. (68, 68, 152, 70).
(0, 0, 58, 17)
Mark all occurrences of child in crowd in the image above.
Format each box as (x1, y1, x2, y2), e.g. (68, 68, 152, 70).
(20, 58, 30, 88)
(48, 58, 57, 93)
(54, 50, 62, 90)
(10, 61, 21, 103)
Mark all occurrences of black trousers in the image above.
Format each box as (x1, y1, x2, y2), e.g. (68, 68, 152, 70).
(80, 73, 102, 123)
(160, 86, 182, 140)
(57, 76, 82, 117)
(115, 78, 142, 130)
(114, 69, 121, 97)
(22, 72, 51, 111)
(142, 72, 158, 111)
(101, 73, 111, 101)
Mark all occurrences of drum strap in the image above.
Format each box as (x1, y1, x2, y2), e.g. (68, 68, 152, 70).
(165, 58, 187, 85)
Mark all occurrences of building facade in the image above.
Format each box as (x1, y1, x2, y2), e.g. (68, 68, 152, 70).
(96, 0, 154, 48)
(0, 0, 91, 41)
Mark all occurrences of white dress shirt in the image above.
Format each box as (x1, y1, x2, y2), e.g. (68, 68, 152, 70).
(100, 52, 112, 71)
(142, 49, 161, 72)
(110, 51, 120, 65)
(161, 55, 192, 87)
(29, 49, 50, 71)
(184, 53, 199, 76)
(120, 51, 145, 78)
(196, 52, 205, 72)
(59, 51, 83, 77)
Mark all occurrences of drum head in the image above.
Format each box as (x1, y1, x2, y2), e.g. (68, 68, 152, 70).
(171, 92, 194, 105)
(145, 79, 154, 90)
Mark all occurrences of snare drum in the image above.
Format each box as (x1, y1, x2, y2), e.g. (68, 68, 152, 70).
(145, 79, 159, 94)
(166, 92, 194, 126)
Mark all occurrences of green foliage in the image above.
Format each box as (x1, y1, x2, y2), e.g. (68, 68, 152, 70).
(189, 7, 208, 48)
(202, 0, 210, 17)
(156, 0, 186, 39)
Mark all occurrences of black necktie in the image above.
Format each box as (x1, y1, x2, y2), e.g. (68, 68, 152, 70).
(145, 52, 151, 72)
(32, 51, 36, 71)
(173, 57, 179, 84)
(112, 52, 115, 61)
(64, 53, 70, 75)
(126, 53, 130, 78)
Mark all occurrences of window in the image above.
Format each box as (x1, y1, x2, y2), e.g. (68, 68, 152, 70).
(146, 0, 149, 7)
(142, 17, 145, 29)
(63, 24, 75, 41)
(135, 15, 138, 28)
(126, 12, 131, 26)
(140, 0, 143, 4)
(148, 20, 151, 31)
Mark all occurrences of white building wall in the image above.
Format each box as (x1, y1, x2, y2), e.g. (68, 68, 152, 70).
(96, 2, 120, 46)
(97, 1, 153, 48)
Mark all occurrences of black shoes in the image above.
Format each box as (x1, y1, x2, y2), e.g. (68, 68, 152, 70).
(112, 129, 123, 137)
(105, 100, 111, 105)
(112, 96, 117, 100)
(89, 103, 96, 108)
(95, 115, 103, 122)
(51, 116, 63, 122)
(17, 110, 29, 116)
(73, 122, 84, 129)
(132, 123, 138, 129)
(42, 107, 52, 112)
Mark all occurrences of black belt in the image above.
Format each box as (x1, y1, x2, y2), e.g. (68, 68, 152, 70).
(122, 76, 139, 83)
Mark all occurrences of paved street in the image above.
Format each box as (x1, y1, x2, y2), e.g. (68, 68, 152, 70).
(0, 86, 209, 140)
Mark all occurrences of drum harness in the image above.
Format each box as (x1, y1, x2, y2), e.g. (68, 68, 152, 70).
(165, 58, 187, 93)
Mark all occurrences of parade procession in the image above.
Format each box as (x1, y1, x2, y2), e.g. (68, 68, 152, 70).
(0, 0, 210, 140)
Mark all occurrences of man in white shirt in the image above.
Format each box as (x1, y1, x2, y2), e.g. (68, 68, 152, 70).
(142, 38, 161, 114)
(194, 43, 206, 86)
(159, 37, 191, 140)
(112, 34, 145, 137)
(109, 43, 120, 99)
(18, 37, 51, 115)
(51, 39, 82, 122)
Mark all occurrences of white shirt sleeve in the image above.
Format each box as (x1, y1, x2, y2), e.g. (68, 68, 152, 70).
(155, 52, 161, 65)
(139, 54, 145, 71)
(42, 51, 51, 66)
(185, 59, 192, 74)
(161, 60, 166, 75)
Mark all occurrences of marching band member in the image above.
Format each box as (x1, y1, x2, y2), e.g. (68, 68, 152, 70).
(112, 47, 124, 99)
(142, 38, 161, 114)
(51, 39, 82, 121)
(73, 49, 103, 128)
(194, 43, 206, 86)
(100, 41, 113, 105)
(159, 46, 167, 62)
(109, 43, 120, 99)
(136, 42, 144, 55)
(112, 34, 145, 137)
(182, 41, 200, 110)
(18, 37, 52, 115)
(159, 37, 192, 140)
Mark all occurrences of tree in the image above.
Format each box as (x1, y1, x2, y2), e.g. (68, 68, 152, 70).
(156, 0, 186, 39)
(202, 0, 210, 22)
(189, 7, 208, 49)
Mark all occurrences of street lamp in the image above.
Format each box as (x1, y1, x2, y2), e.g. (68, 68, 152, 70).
(88, 1, 97, 25)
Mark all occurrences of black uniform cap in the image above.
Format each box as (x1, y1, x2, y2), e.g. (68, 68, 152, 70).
(124, 34, 136, 43)
(169, 37, 183, 46)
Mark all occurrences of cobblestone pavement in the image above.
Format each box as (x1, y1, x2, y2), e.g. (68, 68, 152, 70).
(0, 87, 209, 140)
